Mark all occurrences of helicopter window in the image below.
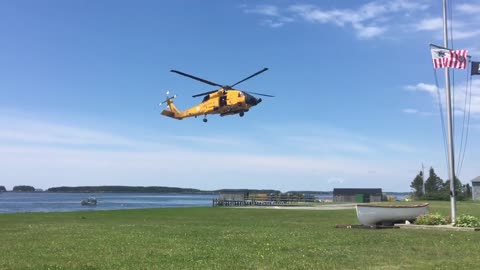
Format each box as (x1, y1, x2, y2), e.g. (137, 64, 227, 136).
(219, 96, 227, 107)
(202, 95, 210, 102)
(238, 92, 244, 97)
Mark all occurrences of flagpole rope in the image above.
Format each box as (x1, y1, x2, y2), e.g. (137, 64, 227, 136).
(432, 67, 450, 172)
(451, 69, 455, 138)
(457, 65, 473, 176)
(448, 0, 454, 49)
(456, 61, 469, 175)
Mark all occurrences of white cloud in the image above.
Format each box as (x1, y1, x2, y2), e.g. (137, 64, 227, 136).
(244, 5, 280, 17)
(261, 19, 285, 28)
(353, 23, 387, 39)
(243, 4, 294, 28)
(0, 143, 410, 191)
(0, 116, 138, 147)
(384, 142, 416, 153)
(410, 2, 480, 43)
(288, 5, 349, 25)
(468, 47, 480, 56)
(415, 18, 442, 31)
(0, 116, 204, 159)
(403, 108, 419, 114)
(246, 0, 430, 39)
(453, 79, 480, 114)
(0, 114, 426, 190)
(402, 108, 434, 116)
(287, 4, 388, 38)
(327, 177, 345, 184)
(284, 135, 373, 154)
(405, 79, 480, 118)
(452, 30, 480, 40)
(456, 3, 480, 14)
(243, 1, 480, 44)
(279, 125, 419, 157)
(405, 83, 438, 93)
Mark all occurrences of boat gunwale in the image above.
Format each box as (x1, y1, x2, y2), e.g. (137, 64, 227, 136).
(356, 203, 429, 208)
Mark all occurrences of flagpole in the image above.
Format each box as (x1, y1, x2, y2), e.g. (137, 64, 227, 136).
(442, 0, 456, 224)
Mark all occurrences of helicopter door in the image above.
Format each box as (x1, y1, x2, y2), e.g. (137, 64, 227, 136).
(219, 96, 227, 107)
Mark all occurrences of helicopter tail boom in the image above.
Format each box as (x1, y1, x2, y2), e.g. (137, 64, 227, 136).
(161, 109, 182, 119)
(160, 95, 184, 120)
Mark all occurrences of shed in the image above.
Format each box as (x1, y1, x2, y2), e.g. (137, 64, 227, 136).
(333, 188, 383, 203)
(219, 192, 245, 201)
(471, 176, 480, 200)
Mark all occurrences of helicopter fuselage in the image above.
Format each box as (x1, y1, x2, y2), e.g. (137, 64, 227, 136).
(160, 68, 270, 122)
(163, 89, 261, 120)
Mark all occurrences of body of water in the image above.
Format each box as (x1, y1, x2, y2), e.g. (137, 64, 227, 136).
(0, 192, 218, 214)
(0, 192, 409, 214)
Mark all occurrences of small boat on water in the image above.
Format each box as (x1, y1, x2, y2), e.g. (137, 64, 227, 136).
(81, 197, 97, 206)
(356, 203, 429, 226)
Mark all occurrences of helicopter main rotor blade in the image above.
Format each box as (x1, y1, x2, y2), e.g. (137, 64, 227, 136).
(192, 89, 219, 98)
(245, 91, 274, 97)
(231, 68, 268, 87)
(170, 70, 224, 88)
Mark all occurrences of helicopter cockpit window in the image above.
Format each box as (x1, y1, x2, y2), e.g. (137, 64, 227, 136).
(202, 95, 210, 102)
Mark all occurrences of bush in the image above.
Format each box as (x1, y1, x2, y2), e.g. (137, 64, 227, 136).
(421, 192, 450, 201)
(454, 215, 480, 228)
(386, 196, 396, 202)
(414, 213, 448, 225)
(420, 191, 467, 201)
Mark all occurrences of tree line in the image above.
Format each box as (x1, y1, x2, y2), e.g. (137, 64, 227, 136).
(47, 186, 207, 193)
(0, 186, 37, 192)
(410, 167, 472, 200)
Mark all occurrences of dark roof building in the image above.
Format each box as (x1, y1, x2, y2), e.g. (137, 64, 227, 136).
(333, 188, 383, 203)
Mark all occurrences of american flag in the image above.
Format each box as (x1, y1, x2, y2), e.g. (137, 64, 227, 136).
(431, 48, 468, 69)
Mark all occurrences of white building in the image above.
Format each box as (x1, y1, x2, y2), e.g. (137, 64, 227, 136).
(472, 176, 480, 200)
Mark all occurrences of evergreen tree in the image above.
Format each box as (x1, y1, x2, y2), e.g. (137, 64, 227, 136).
(442, 176, 463, 195)
(410, 171, 424, 199)
(424, 167, 443, 193)
(464, 183, 472, 199)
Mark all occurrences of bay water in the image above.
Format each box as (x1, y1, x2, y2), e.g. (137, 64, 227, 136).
(0, 192, 218, 214)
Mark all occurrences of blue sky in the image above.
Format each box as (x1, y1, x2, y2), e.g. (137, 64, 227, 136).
(1, 0, 480, 192)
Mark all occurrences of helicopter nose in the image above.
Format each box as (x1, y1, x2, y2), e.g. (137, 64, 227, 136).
(246, 96, 258, 106)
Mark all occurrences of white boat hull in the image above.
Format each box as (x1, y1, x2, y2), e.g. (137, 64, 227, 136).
(356, 203, 429, 225)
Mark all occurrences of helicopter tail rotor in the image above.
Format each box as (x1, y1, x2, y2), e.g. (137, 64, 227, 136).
(159, 91, 183, 120)
(159, 90, 177, 106)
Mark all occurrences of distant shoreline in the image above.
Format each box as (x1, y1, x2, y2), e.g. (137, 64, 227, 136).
(0, 188, 410, 195)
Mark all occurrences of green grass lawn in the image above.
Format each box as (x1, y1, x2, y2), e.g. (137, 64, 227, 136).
(1, 201, 480, 269)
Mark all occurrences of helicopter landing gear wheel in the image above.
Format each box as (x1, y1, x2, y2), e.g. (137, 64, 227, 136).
(239, 111, 244, 117)
(203, 116, 208, 123)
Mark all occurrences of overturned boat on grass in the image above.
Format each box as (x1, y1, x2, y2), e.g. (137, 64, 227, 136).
(356, 203, 429, 226)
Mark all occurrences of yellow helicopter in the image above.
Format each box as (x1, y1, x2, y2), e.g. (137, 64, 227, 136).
(159, 68, 274, 122)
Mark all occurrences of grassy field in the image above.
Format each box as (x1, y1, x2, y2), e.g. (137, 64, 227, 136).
(1, 201, 480, 269)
